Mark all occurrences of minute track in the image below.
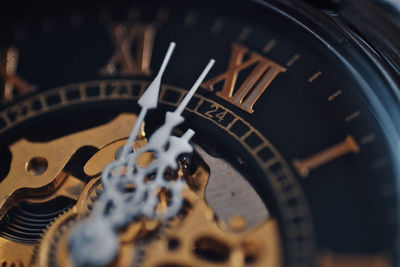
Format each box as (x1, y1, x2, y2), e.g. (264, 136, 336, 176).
(0, 79, 315, 266)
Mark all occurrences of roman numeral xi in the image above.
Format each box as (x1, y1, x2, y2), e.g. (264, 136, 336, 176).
(102, 23, 155, 76)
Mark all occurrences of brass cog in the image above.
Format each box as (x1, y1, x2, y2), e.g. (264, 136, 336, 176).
(33, 139, 282, 267)
(142, 187, 281, 267)
(32, 130, 161, 267)
(23, 112, 282, 267)
(0, 113, 139, 219)
(0, 114, 141, 267)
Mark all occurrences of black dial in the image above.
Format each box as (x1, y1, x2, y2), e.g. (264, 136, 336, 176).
(0, 0, 399, 266)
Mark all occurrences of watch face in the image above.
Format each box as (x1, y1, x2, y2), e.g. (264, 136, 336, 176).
(0, 0, 399, 266)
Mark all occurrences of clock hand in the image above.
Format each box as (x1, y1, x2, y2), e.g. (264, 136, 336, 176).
(120, 42, 176, 160)
(68, 43, 214, 267)
(99, 58, 215, 222)
(143, 58, 215, 153)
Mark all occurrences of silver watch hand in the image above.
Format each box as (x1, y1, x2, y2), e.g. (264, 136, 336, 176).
(120, 42, 176, 160)
(146, 59, 215, 150)
(68, 44, 215, 267)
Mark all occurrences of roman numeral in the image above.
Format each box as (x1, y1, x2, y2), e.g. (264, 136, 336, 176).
(201, 44, 286, 113)
(102, 23, 155, 76)
(0, 47, 34, 102)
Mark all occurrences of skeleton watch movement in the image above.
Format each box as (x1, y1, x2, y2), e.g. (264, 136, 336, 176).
(1, 0, 400, 266)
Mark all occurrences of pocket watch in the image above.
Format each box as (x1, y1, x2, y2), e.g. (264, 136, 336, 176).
(0, 0, 400, 266)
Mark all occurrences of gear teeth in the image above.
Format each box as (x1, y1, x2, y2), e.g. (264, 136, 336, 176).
(30, 207, 73, 267)
(31, 177, 105, 267)
(95, 188, 103, 196)
(0, 260, 25, 267)
(30, 238, 41, 266)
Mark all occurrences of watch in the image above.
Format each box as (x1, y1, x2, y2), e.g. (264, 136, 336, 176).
(0, 0, 399, 266)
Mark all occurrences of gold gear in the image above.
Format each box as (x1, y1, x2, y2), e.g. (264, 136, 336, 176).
(0, 113, 140, 219)
(142, 187, 281, 267)
(32, 126, 158, 267)
(32, 127, 282, 267)
(0, 114, 141, 267)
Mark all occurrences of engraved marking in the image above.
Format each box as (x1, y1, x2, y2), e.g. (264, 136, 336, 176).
(203, 103, 229, 122)
(238, 27, 251, 42)
(240, 129, 253, 141)
(308, 71, 322, 83)
(293, 135, 360, 178)
(79, 85, 87, 99)
(59, 89, 67, 104)
(39, 95, 48, 111)
(263, 158, 279, 169)
(0, 47, 34, 102)
(286, 54, 300, 67)
(193, 98, 204, 113)
(110, 82, 122, 96)
(201, 44, 286, 113)
(160, 86, 185, 106)
(328, 90, 342, 102)
(184, 12, 197, 28)
(253, 143, 267, 153)
(360, 134, 376, 145)
(345, 111, 360, 122)
(197, 104, 232, 127)
(101, 23, 155, 76)
(175, 90, 185, 105)
(158, 86, 284, 174)
(263, 40, 277, 53)
(204, 104, 218, 118)
(99, 82, 107, 98)
(158, 84, 167, 103)
(226, 117, 239, 131)
(211, 18, 224, 34)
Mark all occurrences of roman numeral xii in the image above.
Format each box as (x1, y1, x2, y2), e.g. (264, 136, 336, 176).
(202, 44, 286, 113)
